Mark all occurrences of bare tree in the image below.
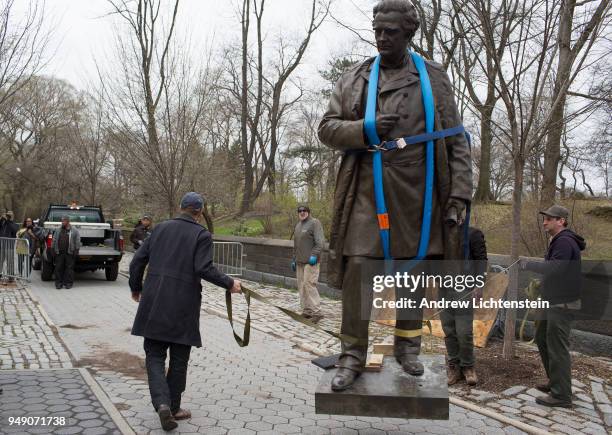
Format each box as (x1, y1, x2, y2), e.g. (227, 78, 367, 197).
(0, 0, 50, 110)
(540, 0, 611, 206)
(103, 0, 215, 217)
(229, 0, 330, 214)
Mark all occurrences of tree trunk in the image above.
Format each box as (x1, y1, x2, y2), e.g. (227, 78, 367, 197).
(503, 155, 525, 359)
(474, 105, 494, 202)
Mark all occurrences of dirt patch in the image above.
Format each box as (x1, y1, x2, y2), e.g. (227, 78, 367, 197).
(77, 345, 146, 380)
(114, 403, 132, 411)
(60, 324, 93, 330)
(452, 338, 612, 393)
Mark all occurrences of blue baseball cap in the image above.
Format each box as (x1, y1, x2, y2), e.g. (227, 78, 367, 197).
(180, 192, 204, 210)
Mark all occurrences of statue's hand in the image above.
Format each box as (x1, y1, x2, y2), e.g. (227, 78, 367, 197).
(445, 197, 466, 226)
(375, 113, 400, 139)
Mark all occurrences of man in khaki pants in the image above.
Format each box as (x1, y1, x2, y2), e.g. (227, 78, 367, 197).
(292, 205, 325, 322)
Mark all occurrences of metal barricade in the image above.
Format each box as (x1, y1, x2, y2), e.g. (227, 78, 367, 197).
(0, 237, 31, 281)
(213, 241, 244, 276)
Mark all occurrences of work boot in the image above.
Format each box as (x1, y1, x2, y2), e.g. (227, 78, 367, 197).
(536, 394, 572, 408)
(447, 363, 463, 385)
(536, 381, 551, 393)
(157, 404, 178, 431)
(462, 366, 478, 386)
(331, 354, 363, 391)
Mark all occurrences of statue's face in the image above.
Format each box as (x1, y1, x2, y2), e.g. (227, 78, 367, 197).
(373, 11, 411, 62)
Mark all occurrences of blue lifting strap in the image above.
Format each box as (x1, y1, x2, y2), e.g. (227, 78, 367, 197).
(363, 51, 439, 262)
(364, 51, 472, 269)
(381, 125, 465, 150)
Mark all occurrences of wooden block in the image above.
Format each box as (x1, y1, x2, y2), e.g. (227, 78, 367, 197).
(372, 343, 394, 356)
(365, 353, 384, 371)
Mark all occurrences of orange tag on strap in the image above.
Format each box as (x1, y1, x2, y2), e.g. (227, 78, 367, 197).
(377, 213, 389, 230)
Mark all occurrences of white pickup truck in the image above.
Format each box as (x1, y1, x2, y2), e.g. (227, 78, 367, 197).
(37, 204, 124, 281)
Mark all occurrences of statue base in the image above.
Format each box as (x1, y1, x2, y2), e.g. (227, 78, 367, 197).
(315, 355, 448, 420)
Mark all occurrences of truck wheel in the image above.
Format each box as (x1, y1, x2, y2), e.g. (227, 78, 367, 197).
(105, 263, 119, 281)
(41, 259, 54, 281)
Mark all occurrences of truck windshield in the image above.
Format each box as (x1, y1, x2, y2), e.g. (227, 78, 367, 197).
(48, 209, 102, 223)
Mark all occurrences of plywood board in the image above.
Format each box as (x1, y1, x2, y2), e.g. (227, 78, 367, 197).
(373, 272, 509, 348)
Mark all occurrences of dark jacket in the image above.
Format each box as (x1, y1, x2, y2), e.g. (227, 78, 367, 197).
(0, 218, 19, 238)
(525, 229, 586, 305)
(130, 214, 234, 347)
(318, 55, 472, 288)
(130, 223, 151, 250)
(463, 226, 488, 277)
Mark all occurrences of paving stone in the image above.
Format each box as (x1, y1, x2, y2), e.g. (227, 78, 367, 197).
(501, 386, 527, 396)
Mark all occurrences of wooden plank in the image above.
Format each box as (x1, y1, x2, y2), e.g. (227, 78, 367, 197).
(373, 272, 509, 348)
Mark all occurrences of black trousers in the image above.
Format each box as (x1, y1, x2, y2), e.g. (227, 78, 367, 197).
(144, 338, 192, 413)
(535, 307, 574, 401)
(55, 253, 75, 286)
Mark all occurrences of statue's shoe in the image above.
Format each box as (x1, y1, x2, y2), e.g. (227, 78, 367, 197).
(396, 354, 424, 376)
(331, 367, 360, 391)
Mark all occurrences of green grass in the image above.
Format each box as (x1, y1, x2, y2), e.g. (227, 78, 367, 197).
(215, 218, 265, 237)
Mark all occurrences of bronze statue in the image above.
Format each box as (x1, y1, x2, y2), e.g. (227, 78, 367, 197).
(318, 0, 472, 391)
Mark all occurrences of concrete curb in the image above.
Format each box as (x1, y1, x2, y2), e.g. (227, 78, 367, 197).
(449, 396, 552, 435)
(78, 367, 136, 435)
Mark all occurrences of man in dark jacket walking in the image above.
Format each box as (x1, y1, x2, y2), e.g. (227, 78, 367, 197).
(522, 205, 585, 408)
(130, 214, 152, 250)
(129, 192, 241, 431)
(440, 221, 487, 386)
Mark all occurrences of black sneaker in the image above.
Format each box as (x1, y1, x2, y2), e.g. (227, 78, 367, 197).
(64, 284, 73, 289)
(55, 284, 62, 289)
(158, 404, 178, 431)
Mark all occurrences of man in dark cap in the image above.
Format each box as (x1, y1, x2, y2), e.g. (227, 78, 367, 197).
(521, 204, 586, 408)
(51, 215, 81, 289)
(292, 205, 325, 322)
(318, 0, 472, 390)
(130, 192, 242, 431)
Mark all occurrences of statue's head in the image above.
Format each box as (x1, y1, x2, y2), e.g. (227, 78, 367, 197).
(372, 0, 419, 61)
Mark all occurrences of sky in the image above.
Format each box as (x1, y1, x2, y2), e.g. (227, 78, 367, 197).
(24, 0, 375, 92)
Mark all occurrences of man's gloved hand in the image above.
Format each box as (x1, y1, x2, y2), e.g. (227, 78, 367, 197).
(291, 259, 297, 272)
(308, 256, 318, 266)
(445, 197, 466, 225)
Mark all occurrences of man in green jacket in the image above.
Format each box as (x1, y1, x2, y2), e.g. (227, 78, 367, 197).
(292, 205, 325, 322)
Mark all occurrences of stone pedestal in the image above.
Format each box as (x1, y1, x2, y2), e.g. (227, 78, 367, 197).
(315, 355, 448, 420)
